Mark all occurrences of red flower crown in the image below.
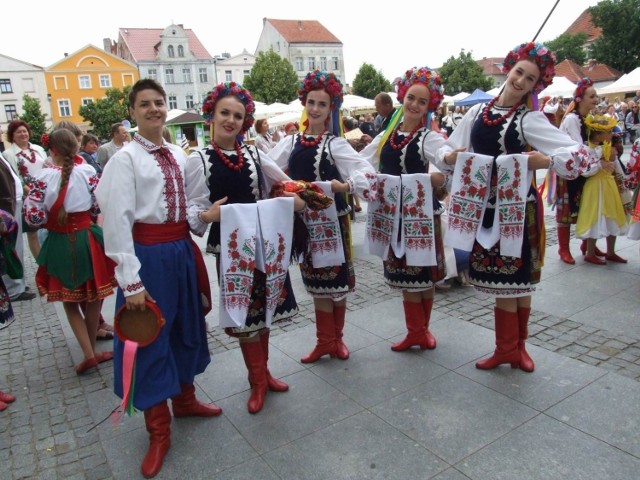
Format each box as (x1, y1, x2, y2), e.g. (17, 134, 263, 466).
(502, 42, 556, 95)
(396, 66, 444, 112)
(573, 77, 594, 103)
(202, 82, 255, 134)
(298, 70, 344, 110)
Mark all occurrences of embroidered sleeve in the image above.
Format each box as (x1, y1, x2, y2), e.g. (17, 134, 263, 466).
(185, 149, 211, 236)
(331, 137, 377, 198)
(23, 179, 48, 227)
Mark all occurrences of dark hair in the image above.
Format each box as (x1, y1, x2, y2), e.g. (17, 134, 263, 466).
(81, 133, 100, 148)
(49, 129, 78, 225)
(7, 120, 32, 144)
(110, 122, 124, 137)
(129, 78, 166, 108)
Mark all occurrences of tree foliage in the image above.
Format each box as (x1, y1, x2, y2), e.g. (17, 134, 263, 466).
(544, 32, 588, 64)
(243, 50, 299, 104)
(438, 50, 494, 96)
(79, 86, 132, 140)
(18, 95, 47, 146)
(351, 63, 392, 99)
(589, 0, 640, 73)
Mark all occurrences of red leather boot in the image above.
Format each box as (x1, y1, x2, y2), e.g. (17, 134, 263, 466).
(476, 308, 521, 370)
(334, 304, 350, 360)
(259, 330, 289, 392)
(301, 310, 337, 363)
(240, 340, 268, 414)
(391, 301, 430, 351)
(516, 307, 535, 372)
(421, 297, 437, 349)
(141, 401, 171, 478)
(557, 225, 575, 264)
(171, 384, 222, 417)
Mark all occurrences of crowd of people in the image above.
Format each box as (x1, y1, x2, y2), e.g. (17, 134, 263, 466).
(1, 39, 639, 478)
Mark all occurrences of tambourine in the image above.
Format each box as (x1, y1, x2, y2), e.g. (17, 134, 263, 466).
(114, 301, 165, 347)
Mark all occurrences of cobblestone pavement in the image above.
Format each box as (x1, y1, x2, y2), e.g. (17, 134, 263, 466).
(1, 212, 639, 479)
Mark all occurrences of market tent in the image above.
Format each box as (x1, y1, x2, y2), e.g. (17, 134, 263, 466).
(538, 76, 577, 98)
(341, 94, 376, 115)
(597, 67, 640, 96)
(454, 89, 493, 106)
(254, 102, 301, 120)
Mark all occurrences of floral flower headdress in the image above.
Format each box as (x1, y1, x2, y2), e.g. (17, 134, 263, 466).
(584, 114, 617, 133)
(502, 42, 557, 95)
(396, 66, 444, 112)
(573, 77, 594, 103)
(298, 70, 344, 110)
(40, 132, 50, 149)
(202, 82, 255, 134)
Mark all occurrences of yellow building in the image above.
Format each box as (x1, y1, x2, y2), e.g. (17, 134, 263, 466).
(45, 44, 139, 129)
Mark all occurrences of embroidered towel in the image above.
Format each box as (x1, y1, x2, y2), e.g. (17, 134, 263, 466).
(257, 197, 294, 326)
(495, 154, 532, 257)
(303, 181, 345, 268)
(364, 174, 401, 259)
(446, 152, 494, 251)
(219, 203, 258, 328)
(401, 173, 436, 266)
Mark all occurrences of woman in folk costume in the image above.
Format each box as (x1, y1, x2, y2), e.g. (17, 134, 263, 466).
(575, 114, 628, 262)
(199, 82, 304, 414)
(23, 129, 116, 374)
(436, 42, 590, 373)
(358, 66, 449, 352)
(96, 79, 221, 479)
(269, 70, 376, 363)
(628, 141, 640, 240)
(557, 78, 607, 264)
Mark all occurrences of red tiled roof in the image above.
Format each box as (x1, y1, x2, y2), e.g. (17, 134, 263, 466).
(476, 57, 504, 76)
(265, 19, 341, 44)
(555, 59, 622, 83)
(565, 9, 602, 42)
(118, 27, 211, 62)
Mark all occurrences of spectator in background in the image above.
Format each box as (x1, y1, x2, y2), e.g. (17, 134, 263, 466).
(359, 114, 376, 139)
(254, 118, 279, 154)
(78, 133, 102, 176)
(451, 106, 464, 130)
(374, 92, 395, 134)
(626, 102, 640, 144)
(97, 122, 129, 168)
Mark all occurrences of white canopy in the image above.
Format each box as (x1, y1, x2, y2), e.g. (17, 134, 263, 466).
(341, 94, 376, 115)
(597, 67, 640, 96)
(254, 102, 302, 120)
(539, 76, 577, 98)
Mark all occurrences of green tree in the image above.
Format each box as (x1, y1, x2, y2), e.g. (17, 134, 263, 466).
(18, 95, 47, 146)
(438, 50, 493, 96)
(79, 86, 132, 140)
(351, 63, 392, 99)
(243, 50, 299, 104)
(544, 32, 588, 64)
(589, 0, 640, 73)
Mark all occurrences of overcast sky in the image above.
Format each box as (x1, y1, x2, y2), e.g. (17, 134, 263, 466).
(3, 0, 599, 85)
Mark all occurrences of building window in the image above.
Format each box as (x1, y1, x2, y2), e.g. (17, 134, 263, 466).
(81, 98, 93, 106)
(79, 75, 91, 89)
(178, 45, 184, 57)
(243, 70, 250, 81)
(168, 95, 177, 109)
(320, 57, 327, 70)
(0, 79, 13, 94)
(165, 69, 174, 84)
(186, 95, 194, 109)
(4, 105, 18, 121)
(58, 99, 71, 117)
(148, 68, 157, 80)
(199, 68, 208, 83)
(225, 70, 232, 82)
(183, 68, 191, 83)
(99, 75, 111, 88)
(331, 57, 339, 70)
(295, 57, 303, 71)
(168, 45, 175, 58)
(308, 57, 315, 70)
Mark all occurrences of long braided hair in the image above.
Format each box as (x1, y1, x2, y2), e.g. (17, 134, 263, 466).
(48, 129, 78, 225)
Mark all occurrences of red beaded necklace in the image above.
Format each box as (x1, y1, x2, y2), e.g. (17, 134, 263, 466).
(389, 123, 421, 150)
(212, 141, 244, 171)
(482, 97, 522, 127)
(300, 129, 325, 148)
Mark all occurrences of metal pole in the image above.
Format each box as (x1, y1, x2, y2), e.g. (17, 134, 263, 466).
(532, 0, 561, 42)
